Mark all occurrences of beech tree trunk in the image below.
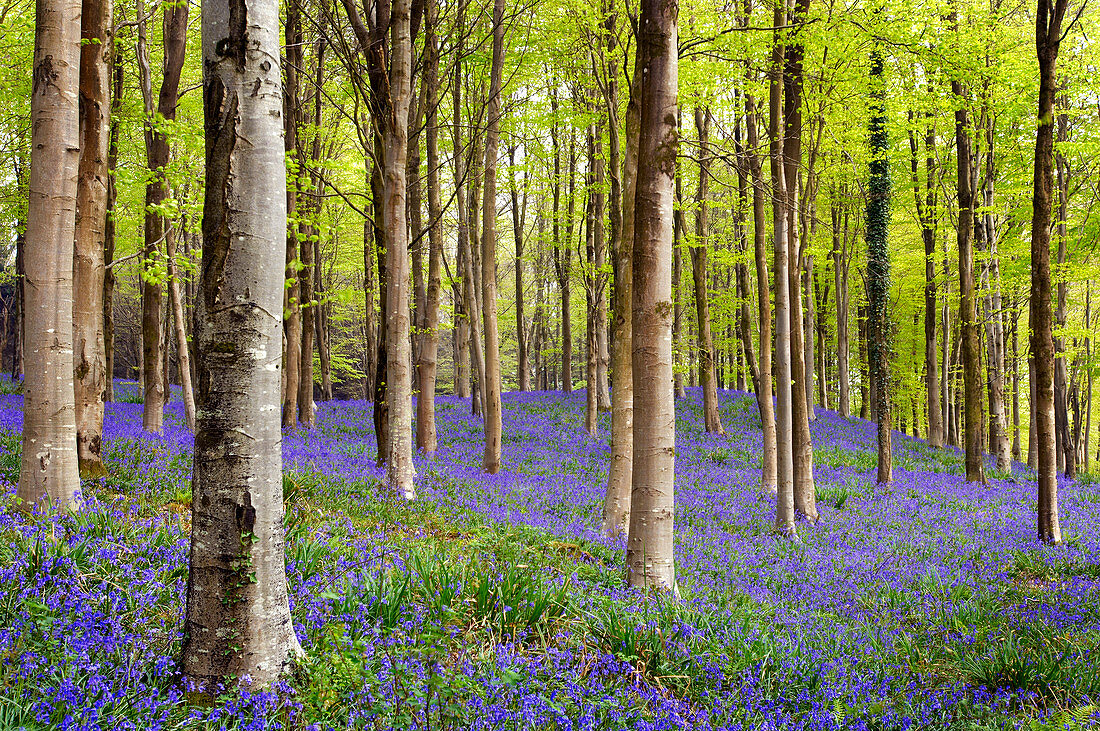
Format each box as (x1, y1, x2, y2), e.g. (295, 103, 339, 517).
(282, 0, 302, 428)
(626, 0, 678, 593)
(692, 107, 723, 435)
(74, 0, 112, 478)
(909, 112, 942, 447)
(952, 65, 985, 485)
(451, 29, 470, 399)
(770, 2, 796, 539)
(510, 146, 529, 391)
(138, 0, 187, 433)
(297, 42, 325, 429)
(166, 226, 195, 430)
(341, 0, 418, 498)
(19, 0, 83, 510)
(745, 91, 777, 491)
(831, 197, 851, 418)
(182, 0, 302, 686)
(783, 0, 816, 521)
(416, 3, 442, 455)
(481, 0, 505, 474)
(603, 23, 633, 538)
(552, 108, 574, 394)
(103, 60, 122, 403)
(1031, 0, 1066, 543)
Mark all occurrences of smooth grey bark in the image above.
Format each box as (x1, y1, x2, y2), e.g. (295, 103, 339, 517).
(626, 0, 678, 594)
(182, 0, 302, 687)
(770, 0, 796, 539)
(74, 0, 113, 478)
(692, 106, 722, 435)
(481, 0, 505, 474)
(19, 0, 83, 511)
(603, 30, 634, 539)
(416, 1, 442, 455)
(1032, 0, 1067, 543)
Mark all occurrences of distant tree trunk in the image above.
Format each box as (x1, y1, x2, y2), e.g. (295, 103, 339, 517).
(594, 120, 611, 413)
(137, 0, 186, 433)
(626, 0, 678, 593)
(1054, 113, 1075, 479)
(104, 60, 122, 402)
(416, 4, 442, 455)
(340, 0, 418, 498)
(1031, 0, 1067, 543)
(744, 92, 777, 491)
(672, 162, 686, 401)
(553, 117, 574, 394)
(867, 48, 892, 485)
(952, 64, 985, 485)
(1012, 308, 1022, 461)
(74, 0, 112, 478)
(481, 0, 505, 474)
(282, 0, 302, 428)
(909, 111, 942, 447)
(585, 123, 600, 436)
(510, 146, 529, 391)
(316, 298, 332, 401)
(692, 107, 723, 434)
(803, 255, 816, 413)
(783, 0, 816, 522)
(165, 227, 195, 430)
(464, 125, 486, 416)
(858, 302, 869, 420)
(770, 1, 796, 539)
(19, 0, 82, 510)
(297, 42, 325, 429)
(603, 24, 633, 538)
(451, 33, 470, 399)
(831, 197, 851, 418)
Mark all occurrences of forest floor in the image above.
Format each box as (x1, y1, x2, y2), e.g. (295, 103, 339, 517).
(0, 381, 1098, 730)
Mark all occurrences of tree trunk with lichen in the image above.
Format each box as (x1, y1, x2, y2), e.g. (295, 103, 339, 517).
(182, 0, 303, 688)
(73, 0, 112, 478)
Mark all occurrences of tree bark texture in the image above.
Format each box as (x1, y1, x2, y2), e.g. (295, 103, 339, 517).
(183, 0, 302, 687)
(626, 0, 678, 593)
(692, 107, 723, 435)
(1031, 0, 1067, 543)
(74, 0, 113, 478)
(481, 0, 505, 474)
(19, 0, 83, 510)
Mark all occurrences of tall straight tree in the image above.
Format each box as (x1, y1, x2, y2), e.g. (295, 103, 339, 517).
(1031, 0, 1069, 544)
(909, 108, 942, 448)
(626, 0, 678, 593)
(602, 18, 634, 539)
(481, 0, 505, 474)
(867, 47, 892, 484)
(182, 0, 302, 686)
(509, 146, 529, 392)
(770, 0, 797, 538)
(19, 0, 82, 510)
(692, 106, 722, 434)
(136, 0, 187, 433)
(416, 0, 442, 456)
(952, 17, 985, 485)
(783, 0, 817, 522)
(340, 0, 418, 498)
(282, 0, 303, 429)
(73, 0, 113, 478)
